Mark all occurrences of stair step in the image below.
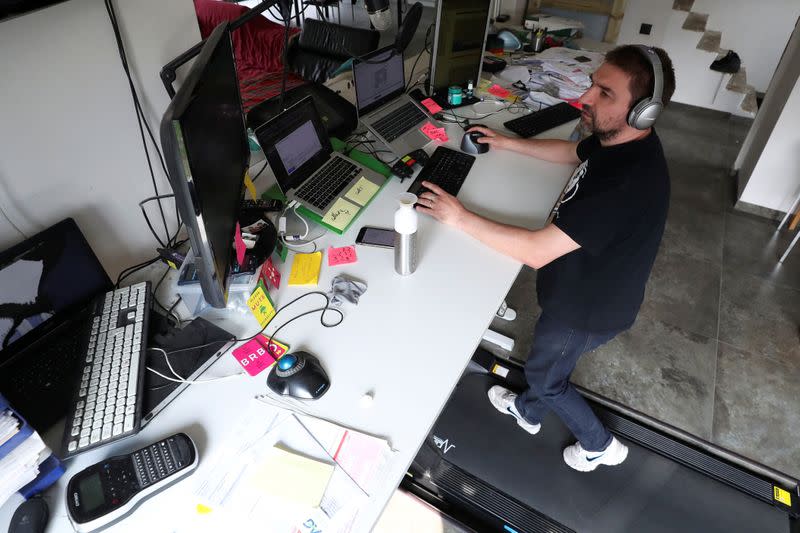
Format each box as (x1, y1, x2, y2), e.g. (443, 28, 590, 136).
(697, 30, 721, 52)
(672, 0, 694, 11)
(741, 86, 758, 114)
(682, 11, 708, 32)
(726, 68, 748, 93)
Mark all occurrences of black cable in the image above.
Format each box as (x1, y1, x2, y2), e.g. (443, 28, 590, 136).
(139, 195, 175, 248)
(405, 23, 433, 92)
(115, 238, 189, 288)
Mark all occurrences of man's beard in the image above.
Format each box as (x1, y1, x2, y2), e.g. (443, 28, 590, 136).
(582, 106, 621, 141)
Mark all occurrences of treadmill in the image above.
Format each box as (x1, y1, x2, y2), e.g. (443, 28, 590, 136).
(403, 349, 800, 533)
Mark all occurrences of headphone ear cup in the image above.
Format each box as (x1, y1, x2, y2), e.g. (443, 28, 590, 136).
(628, 98, 662, 129)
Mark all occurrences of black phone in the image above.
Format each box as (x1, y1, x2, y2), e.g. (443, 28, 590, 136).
(355, 226, 395, 248)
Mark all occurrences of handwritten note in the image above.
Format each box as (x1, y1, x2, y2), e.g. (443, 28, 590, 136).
(321, 197, 359, 232)
(345, 177, 379, 206)
(259, 257, 281, 289)
(243, 171, 258, 200)
(231, 335, 289, 377)
(247, 286, 276, 326)
(420, 97, 443, 114)
(234, 222, 246, 266)
(288, 252, 322, 286)
(327, 245, 357, 266)
(420, 122, 448, 142)
(488, 84, 511, 98)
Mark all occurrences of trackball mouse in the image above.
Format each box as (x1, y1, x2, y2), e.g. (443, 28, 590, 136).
(266, 350, 330, 399)
(461, 129, 490, 155)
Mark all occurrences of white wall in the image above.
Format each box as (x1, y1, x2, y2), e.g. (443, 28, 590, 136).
(616, 0, 800, 103)
(0, 0, 200, 276)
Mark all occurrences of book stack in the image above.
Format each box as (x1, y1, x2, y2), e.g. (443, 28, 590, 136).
(0, 394, 64, 507)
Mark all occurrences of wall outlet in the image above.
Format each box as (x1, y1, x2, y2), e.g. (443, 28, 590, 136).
(640, 23, 653, 35)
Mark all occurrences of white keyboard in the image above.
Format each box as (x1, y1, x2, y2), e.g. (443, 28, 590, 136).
(61, 281, 150, 457)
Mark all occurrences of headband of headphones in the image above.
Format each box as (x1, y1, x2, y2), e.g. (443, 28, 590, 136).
(627, 45, 664, 129)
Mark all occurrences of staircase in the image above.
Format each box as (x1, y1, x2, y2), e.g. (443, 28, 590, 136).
(670, 0, 757, 117)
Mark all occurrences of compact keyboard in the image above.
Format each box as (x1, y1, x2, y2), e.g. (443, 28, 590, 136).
(407, 147, 475, 198)
(61, 282, 151, 457)
(296, 156, 361, 210)
(503, 102, 582, 138)
(372, 102, 427, 142)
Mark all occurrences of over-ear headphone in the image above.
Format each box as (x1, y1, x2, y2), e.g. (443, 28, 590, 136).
(627, 45, 664, 130)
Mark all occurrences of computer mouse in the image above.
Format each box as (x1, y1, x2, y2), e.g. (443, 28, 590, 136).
(266, 350, 330, 399)
(461, 130, 489, 155)
(9, 497, 49, 533)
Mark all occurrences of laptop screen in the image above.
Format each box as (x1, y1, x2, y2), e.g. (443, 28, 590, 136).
(0, 218, 111, 360)
(256, 97, 333, 195)
(353, 47, 405, 116)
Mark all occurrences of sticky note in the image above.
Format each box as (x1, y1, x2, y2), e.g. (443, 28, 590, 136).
(328, 245, 357, 266)
(420, 122, 448, 142)
(234, 222, 246, 266)
(488, 84, 511, 98)
(243, 171, 257, 200)
(247, 286, 276, 326)
(231, 335, 289, 376)
(260, 257, 281, 289)
(247, 446, 334, 507)
(321, 198, 359, 232)
(196, 504, 212, 514)
(345, 176, 380, 206)
(420, 97, 443, 114)
(288, 252, 322, 286)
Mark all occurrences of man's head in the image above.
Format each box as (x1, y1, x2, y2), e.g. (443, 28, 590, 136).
(578, 45, 675, 142)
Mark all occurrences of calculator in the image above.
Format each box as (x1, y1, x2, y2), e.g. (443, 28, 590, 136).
(66, 433, 198, 532)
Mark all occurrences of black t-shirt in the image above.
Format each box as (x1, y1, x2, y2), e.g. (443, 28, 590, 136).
(536, 130, 670, 332)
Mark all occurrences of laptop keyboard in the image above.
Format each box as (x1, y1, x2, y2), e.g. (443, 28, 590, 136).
(61, 281, 151, 458)
(295, 156, 361, 210)
(372, 102, 427, 142)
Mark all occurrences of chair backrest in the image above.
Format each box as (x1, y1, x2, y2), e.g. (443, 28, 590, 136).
(288, 19, 380, 84)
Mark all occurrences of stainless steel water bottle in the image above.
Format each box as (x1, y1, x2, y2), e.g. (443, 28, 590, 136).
(394, 193, 418, 275)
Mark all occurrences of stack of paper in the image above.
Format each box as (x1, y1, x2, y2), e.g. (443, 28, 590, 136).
(0, 420, 49, 506)
(0, 410, 20, 447)
(512, 47, 605, 102)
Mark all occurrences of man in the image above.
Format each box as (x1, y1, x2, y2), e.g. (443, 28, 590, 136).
(416, 45, 676, 472)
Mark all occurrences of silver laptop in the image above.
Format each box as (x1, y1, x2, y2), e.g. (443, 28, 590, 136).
(353, 46, 443, 157)
(255, 96, 387, 217)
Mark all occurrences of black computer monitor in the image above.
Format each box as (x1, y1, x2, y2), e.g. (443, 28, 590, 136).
(428, 0, 492, 95)
(160, 22, 249, 309)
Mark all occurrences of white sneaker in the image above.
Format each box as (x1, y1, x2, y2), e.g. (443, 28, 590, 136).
(487, 385, 541, 435)
(563, 436, 628, 472)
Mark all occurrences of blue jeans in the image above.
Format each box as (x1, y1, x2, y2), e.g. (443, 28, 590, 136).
(514, 313, 625, 452)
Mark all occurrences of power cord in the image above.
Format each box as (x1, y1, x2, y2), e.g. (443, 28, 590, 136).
(146, 347, 245, 384)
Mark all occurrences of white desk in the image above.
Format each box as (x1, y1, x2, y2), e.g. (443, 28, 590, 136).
(1, 107, 578, 532)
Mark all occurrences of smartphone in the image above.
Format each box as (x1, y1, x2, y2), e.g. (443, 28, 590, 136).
(356, 226, 395, 248)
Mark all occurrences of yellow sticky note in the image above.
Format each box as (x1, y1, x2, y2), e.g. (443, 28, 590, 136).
(196, 504, 213, 514)
(288, 252, 322, 286)
(247, 286, 276, 326)
(774, 486, 792, 507)
(321, 197, 359, 231)
(247, 446, 334, 507)
(243, 171, 258, 200)
(345, 176, 379, 206)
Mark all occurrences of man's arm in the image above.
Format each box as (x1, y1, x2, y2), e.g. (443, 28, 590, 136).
(416, 182, 580, 269)
(468, 126, 581, 165)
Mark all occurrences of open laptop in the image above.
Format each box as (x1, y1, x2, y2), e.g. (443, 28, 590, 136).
(353, 46, 442, 157)
(255, 96, 387, 217)
(0, 218, 113, 432)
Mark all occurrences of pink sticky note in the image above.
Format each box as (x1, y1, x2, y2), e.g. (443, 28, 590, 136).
(231, 335, 288, 377)
(420, 122, 449, 142)
(328, 245, 357, 266)
(488, 84, 511, 98)
(420, 97, 443, 114)
(234, 222, 246, 266)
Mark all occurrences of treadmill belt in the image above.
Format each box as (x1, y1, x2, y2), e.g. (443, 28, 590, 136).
(416, 372, 791, 533)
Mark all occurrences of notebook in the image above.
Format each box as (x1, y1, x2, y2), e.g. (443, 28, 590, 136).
(255, 97, 387, 220)
(352, 46, 442, 157)
(0, 218, 113, 432)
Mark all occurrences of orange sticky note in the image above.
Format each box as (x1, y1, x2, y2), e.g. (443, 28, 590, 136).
(421, 97, 443, 114)
(488, 84, 511, 98)
(420, 122, 448, 142)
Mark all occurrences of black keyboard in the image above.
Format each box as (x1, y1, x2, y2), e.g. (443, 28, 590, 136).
(372, 102, 427, 142)
(407, 147, 475, 198)
(503, 102, 582, 138)
(296, 156, 361, 210)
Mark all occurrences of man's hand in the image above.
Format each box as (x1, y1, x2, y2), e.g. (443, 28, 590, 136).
(467, 126, 514, 151)
(415, 181, 467, 227)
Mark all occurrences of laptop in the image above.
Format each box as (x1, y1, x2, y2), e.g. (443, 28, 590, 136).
(353, 46, 443, 157)
(0, 218, 113, 432)
(256, 96, 387, 217)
